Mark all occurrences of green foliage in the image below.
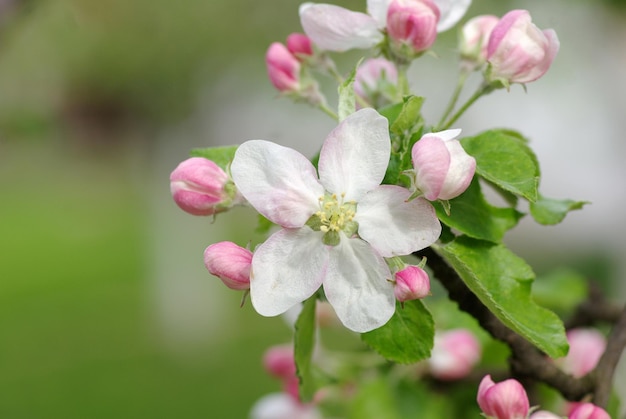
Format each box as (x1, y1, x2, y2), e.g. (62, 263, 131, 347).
(294, 296, 317, 402)
(532, 268, 588, 313)
(349, 378, 400, 419)
(435, 236, 569, 358)
(389, 96, 424, 137)
(189, 145, 238, 171)
(530, 194, 588, 225)
(361, 300, 434, 364)
(434, 178, 524, 242)
(462, 129, 540, 202)
(338, 65, 358, 122)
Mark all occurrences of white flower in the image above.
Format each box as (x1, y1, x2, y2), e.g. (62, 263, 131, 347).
(250, 393, 322, 419)
(230, 109, 441, 333)
(299, 0, 472, 52)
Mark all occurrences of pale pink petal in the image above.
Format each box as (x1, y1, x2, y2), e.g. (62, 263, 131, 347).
(433, 0, 472, 32)
(355, 185, 441, 257)
(318, 108, 390, 201)
(367, 0, 392, 28)
(231, 140, 324, 228)
(529, 411, 562, 419)
(250, 393, 323, 419)
(323, 237, 395, 332)
(299, 3, 384, 52)
(412, 135, 451, 201)
(250, 228, 328, 317)
(514, 29, 559, 83)
(438, 138, 476, 200)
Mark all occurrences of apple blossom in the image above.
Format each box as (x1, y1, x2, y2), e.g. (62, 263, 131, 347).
(203, 241, 252, 290)
(230, 108, 441, 333)
(299, 0, 471, 53)
(477, 375, 530, 419)
(386, 0, 440, 57)
(266, 42, 302, 93)
(560, 328, 606, 378)
(393, 265, 430, 302)
(568, 403, 610, 419)
(530, 411, 563, 419)
(411, 129, 476, 201)
(459, 14, 499, 71)
(486, 9, 560, 85)
(429, 329, 481, 380)
(354, 57, 398, 108)
(170, 157, 242, 216)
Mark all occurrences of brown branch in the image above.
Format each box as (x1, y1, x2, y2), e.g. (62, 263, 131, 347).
(416, 247, 599, 402)
(591, 305, 626, 407)
(565, 281, 623, 329)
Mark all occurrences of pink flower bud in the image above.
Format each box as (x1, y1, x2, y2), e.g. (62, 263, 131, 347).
(286, 33, 313, 59)
(411, 129, 476, 201)
(477, 375, 530, 419)
(394, 265, 430, 302)
(561, 328, 606, 378)
(459, 15, 499, 70)
(530, 411, 562, 419)
(203, 241, 252, 290)
(569, 403, 610, 419)
(429, 329, 481, 380)
(266, 42, 301, 93)
(354, 57, 398, 106)
(170, 157, 232, 216)
(486, 9, 560, 85)
(386, 0, 440, 56)
(263, 344, 296, 379)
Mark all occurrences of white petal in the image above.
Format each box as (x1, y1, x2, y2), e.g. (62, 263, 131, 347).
(231, 140, 324, 228)
(323, 237, 395, 332)
(250, 228, 328, 317)
(355, 185, 442, 257)
(433, 0, 472, 32)
(366, 0, 392, 28)
(299, 3, 384, 52)
(250, 393, 323, 419)
(434, 128, 462, 141)
(318, 108, 390, 201)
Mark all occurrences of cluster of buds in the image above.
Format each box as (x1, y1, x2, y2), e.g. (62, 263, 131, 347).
(459, 9, 560, 86)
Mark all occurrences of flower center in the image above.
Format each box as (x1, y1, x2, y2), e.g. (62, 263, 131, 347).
(306, 193, 358, 246)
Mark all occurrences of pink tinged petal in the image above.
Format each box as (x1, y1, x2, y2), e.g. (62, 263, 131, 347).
(203, 241, 252, 290)
(263, 344, 296, 378)
(250, 228, 328, 317)
(299, 3, 384, 52)
(438, 138, 476, 200)
(530, 411, 562, 419)
(367, 0, 392, 28)
(394, 265, 430, 302)
(387, 0, 440, 53)
(478, 376, 530, 419)
(170, 157, 230, 216)
(286, 32, 313, 57)
(429, 329, 481, 380)
(250, 393, 323, 419)
(477, 374, 497, 415)
(569, 403, 611, 419)
(323, 237, 395, 332)
(562, 328, 606, 378)
(412, 135, 451, 201)
(433, 0, 472, 32)
(318, 108, 390, 201)
(231, 140, 324, 228)
(355, 185, 441, 257)
(266, 42, 301, 92)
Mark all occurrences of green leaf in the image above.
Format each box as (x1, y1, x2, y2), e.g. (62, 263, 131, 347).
(530, 194, 588, 225)
(338, 64, 358, 121)
(434, 177, 524, 242)
(435, 236, 569, 358)
(390, 95, 424, 136)
(189, 145, 238, 171)
(378, 102, 404, 126)
(461, 130, 540, 202)
(255, 214, 274, 234)
(361, 300, 434, 364)
(349, 378, 401, 419)
(294, 296, 317, 402)
(532, 268, 588, 313)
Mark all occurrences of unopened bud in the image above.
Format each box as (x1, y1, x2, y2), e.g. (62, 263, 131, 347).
(354, 57, 398, 108)
(394, 265, 430, 302)
(286, 33, 314, 59)
(459, 15, 499, 71)
(263, 344, 296, 379)
(386, 0, 440, 59)
(569, 403, 610, 419)
(266, 42, 301, 93)
(477, 375, 530, 419)
(203, 241, 252, 290)
(429, 329, 481, 380)
(560, 328, 606, 378)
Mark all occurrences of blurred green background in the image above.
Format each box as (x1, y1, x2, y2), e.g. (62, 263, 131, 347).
(1, 0, 625, 418)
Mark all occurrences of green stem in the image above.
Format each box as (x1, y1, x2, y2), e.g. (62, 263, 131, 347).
(319, 102, 339, 121)
(397, 63, 410, 97)
(437, 70, 469, 129)
(439, 83, 495, 130)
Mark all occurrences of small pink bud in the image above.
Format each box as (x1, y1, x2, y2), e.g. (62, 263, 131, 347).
(203, 241, 252, 290)
(263, 344, 296, 379)
(394, 265, 430, 302)
(487, 9, 560, 85)
(266, 42, 301, 93)
(412, 129, 476, 201)
(459, 15, 499, 70)
(386, 0, 440, 56)
(170, 157, 232, 216)
(286, 33, 314, 59)
(569, 403, 610, 419)
(429, 329, 481, 380)
(354, 57, 398, 107)
(477, 375, 530, 419)
(561, 328, 606, 378)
